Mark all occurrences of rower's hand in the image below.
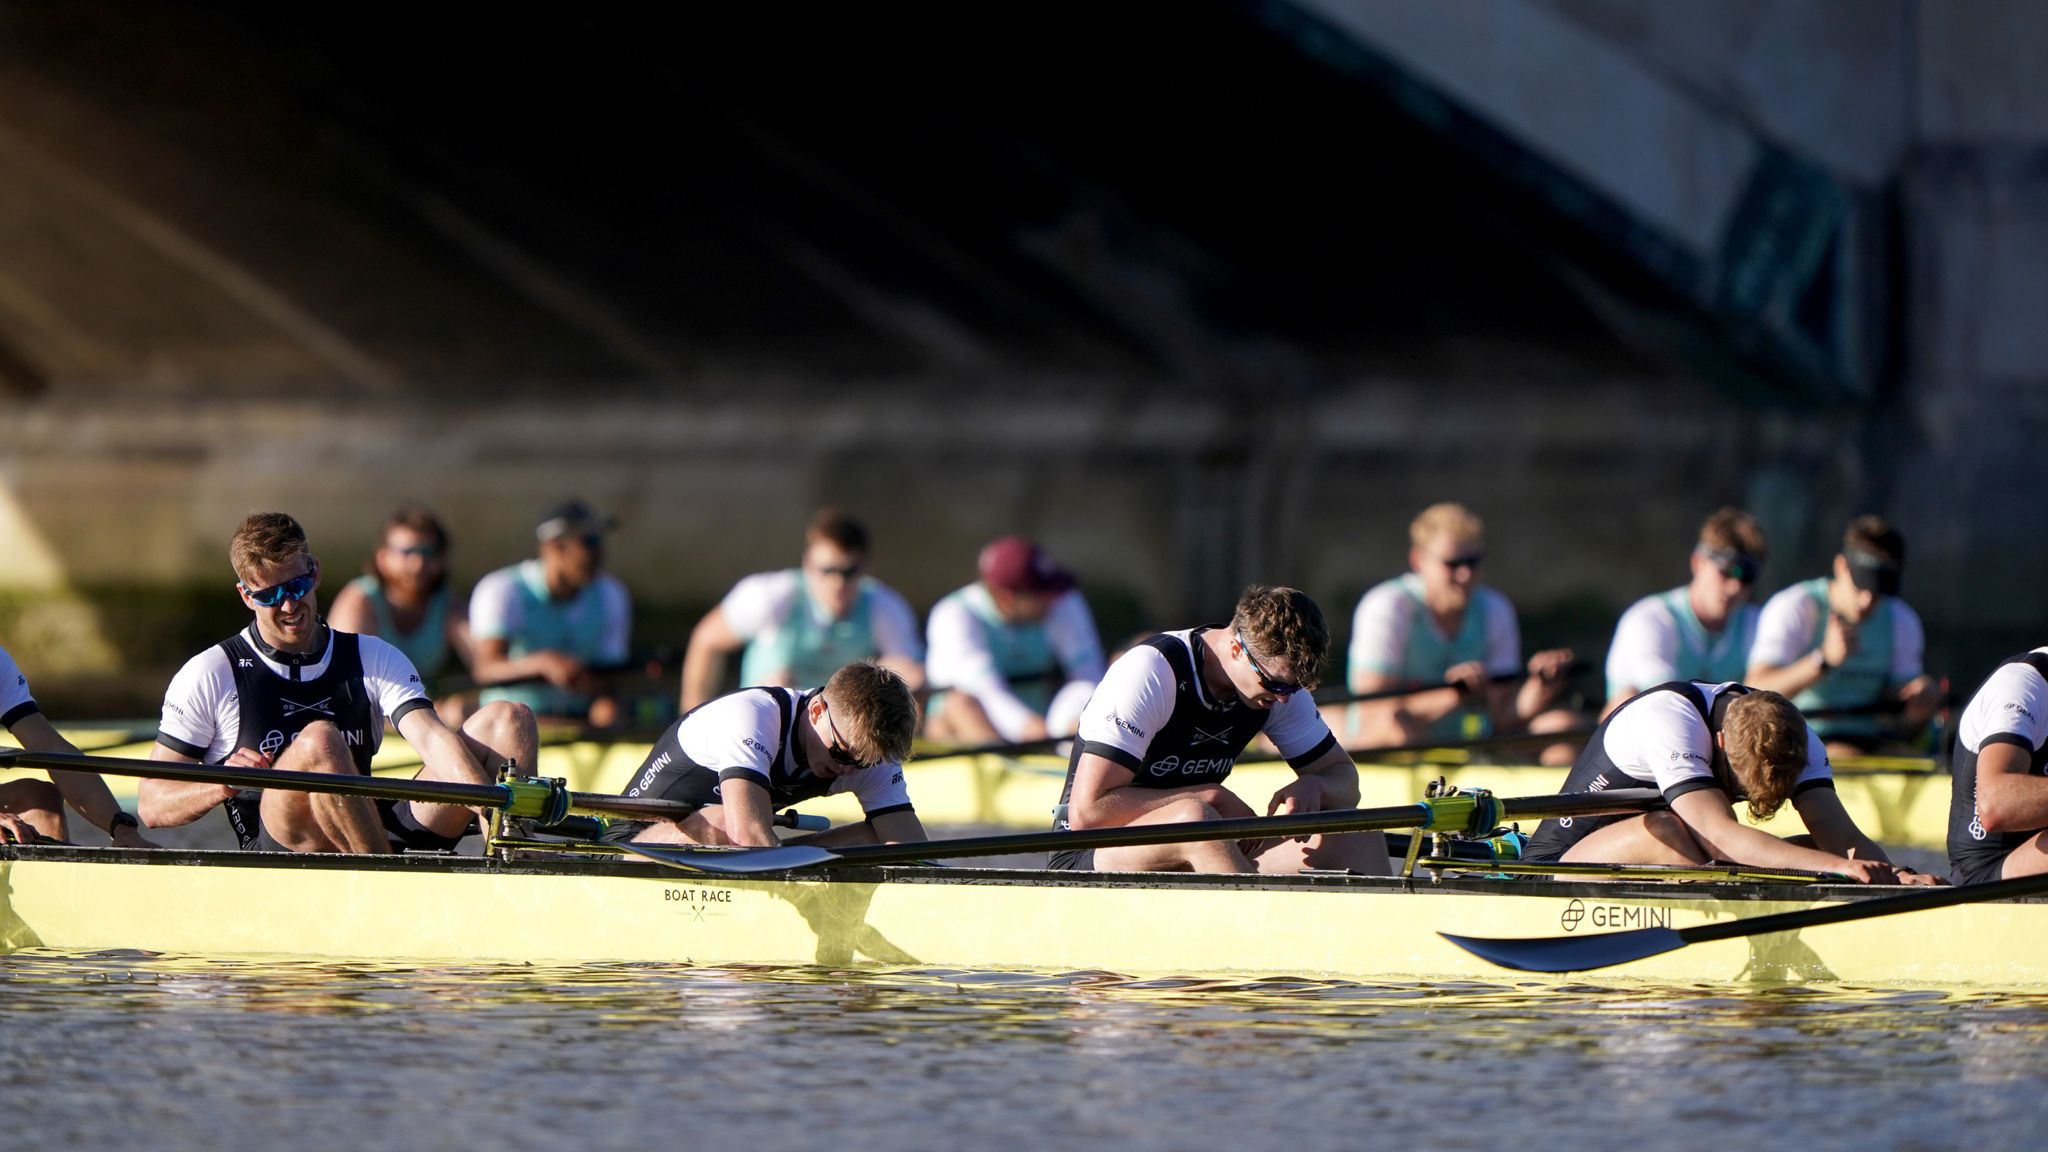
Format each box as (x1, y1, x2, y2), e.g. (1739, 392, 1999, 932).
(1445, 661, 1488, 697)
(1891, 867, 1945, 887)
(110, 823, 161, 850)
(1821, 613, 1858, 669)
(1898, 675, 1941, 726)
(1526, 648, 1574, 682)
(0, 812, 41, 845)
(531, 651, 593, 692)
(222, 747, 273, 770)
(1835, 856, 1895, 884)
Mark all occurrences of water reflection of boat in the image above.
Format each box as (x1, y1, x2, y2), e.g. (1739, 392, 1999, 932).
(1, 844, 2036, 988)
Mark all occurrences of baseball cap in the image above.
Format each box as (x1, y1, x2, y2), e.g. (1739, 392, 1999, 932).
(536, 499, 616, 542)
(1844, 547, 1902, 596)
(978, 536, 1075, 595)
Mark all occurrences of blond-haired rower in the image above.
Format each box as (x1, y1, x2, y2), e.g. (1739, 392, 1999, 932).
(1346, 503, 1577, 759)
(1051, 585, 1385, 875)
(1602, 507, 1767, 718)
(607, 661, 926, 850)
(1522, 682, 1937, 883)
(144, 513, 536, 853)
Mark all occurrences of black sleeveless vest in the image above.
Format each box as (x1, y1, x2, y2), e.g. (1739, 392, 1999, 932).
(1949, 652, 2048, 879)
(220, 629, 380, 843)
(628, 686, 848, 810)
(1056, 630, 1282, 821)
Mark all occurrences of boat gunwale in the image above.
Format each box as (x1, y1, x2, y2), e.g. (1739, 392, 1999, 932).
(0, 843, 2021, 909)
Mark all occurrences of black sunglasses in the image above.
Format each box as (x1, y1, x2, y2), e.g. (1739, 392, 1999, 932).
(820, 701, 877, 769)
(1234, 628, 1301, 697)
(1444, 553, 1484, 571)
(1699, 546, 1759, 586)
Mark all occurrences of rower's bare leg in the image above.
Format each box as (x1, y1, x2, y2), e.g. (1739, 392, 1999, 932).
(925, 692, 1000, 744)
(0, 778, 66, 840)
(1558, 811, 1710, 867)
(1255, 830, 1391, 875)
(628, 807, 735, 846)
(1091, 798, 1255, 874)
(2000, 832, 2048, 879)
(260, 721, 389, 854)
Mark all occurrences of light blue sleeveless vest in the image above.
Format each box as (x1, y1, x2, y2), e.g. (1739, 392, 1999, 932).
(739, 571, 878, 691)
(1389, 574, 1492, 741)
(1790, 578, 1895, 739)
(344, 574, 451, 678)
(480, 560, 613, 716)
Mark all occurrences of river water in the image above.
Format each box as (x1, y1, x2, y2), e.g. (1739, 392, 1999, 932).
(3, 950, 2044, 1151)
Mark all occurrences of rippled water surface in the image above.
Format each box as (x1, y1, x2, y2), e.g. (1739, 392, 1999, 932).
(5, 951, 2047, 1150)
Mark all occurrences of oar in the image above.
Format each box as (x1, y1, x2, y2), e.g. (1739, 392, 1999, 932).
(0, 747, 696, 825)
(1440, 869, 2048, 975)
(1311, 660, 1590, 708)
(615, 787, 1666, 875)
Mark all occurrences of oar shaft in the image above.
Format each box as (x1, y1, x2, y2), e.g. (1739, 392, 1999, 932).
(791, 788, 1664, 868)
(1680, 868, 2048, 945)
(0, 748, 696, 823)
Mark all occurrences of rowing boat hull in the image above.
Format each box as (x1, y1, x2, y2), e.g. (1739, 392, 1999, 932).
(2, 847, 2038, 987)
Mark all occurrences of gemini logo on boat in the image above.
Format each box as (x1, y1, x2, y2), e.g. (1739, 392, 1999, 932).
(1560, 899, 1673, 932)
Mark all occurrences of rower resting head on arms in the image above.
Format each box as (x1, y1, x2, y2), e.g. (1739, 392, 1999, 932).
(1050, 585, 1388, 876)
(142, 512, 536, 854)
(610, 660, 926, 851)
(1521, 682, 1938, 884)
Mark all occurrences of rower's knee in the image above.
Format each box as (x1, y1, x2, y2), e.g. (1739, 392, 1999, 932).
(465, 700, 536, 747)
(0, 778, 63, 817)
(1158, 797, 1224, 824)
(290, 721, 355, 771)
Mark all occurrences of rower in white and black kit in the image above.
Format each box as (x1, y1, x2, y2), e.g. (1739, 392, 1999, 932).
(142, 513, 538, 853)
(1050, 585, 1386, 874)
(1522, 679, 1935, 884)
(1946, 648, 2048, 885)
(607, 661, 927, 850)
(0, 645, 157, 847)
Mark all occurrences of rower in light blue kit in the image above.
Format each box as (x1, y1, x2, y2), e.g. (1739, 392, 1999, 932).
(923, 537, 1105, 744)
(1345, 503, 1577, 760)
(1747, 516, 1939, 758)
(327, 504, 471, 683)
(468, 499, 633, 726)
(679, 508, 925, 711)
(1602, 507, 1766, 717)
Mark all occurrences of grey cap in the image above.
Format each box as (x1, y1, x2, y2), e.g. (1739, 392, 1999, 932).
(535, 499, 616, 542)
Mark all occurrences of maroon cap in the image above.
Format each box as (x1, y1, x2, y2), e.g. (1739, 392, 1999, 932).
(978, 536, 1075, 595)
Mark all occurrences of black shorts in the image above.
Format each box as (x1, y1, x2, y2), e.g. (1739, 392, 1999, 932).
(1951, 850, 2013, 887)
(233, 790, 471, 852)
(1047, 848, 1094, 871)
(600, 755, 718, 843)
(1519, 812, 1635, 864)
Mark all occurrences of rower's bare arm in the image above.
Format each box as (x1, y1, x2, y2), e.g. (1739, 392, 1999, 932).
(1290, 745, 1360, 810)
(471, 637, 588, 692)
(1512, 648, 1575, 723)
(866, 808, 926, 846)
(1973, 742, 2048, 835)
(138, 744, 239, 828)
(8, 714, 155, 845)
(1791, 787, 1936, 883)
(1670, 789, 1895, 882)
(325, 581, 375, 634)
(1349, 671, 1454, 745)
(718, 776, 780, 847)
(679, 607, 745, 711)
(1749, 616, 1851, 696)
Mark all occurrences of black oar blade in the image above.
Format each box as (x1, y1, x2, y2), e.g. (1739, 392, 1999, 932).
(617, 841, 839, 874)
(1438, 927, 1687, 974)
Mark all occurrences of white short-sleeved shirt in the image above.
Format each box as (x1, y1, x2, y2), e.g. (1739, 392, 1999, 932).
(1594, 682, 1832, 801)
(677, 688, 912, 815)
(1750, 586, 1925, 685)
(1348, 577, 1520, 682)
(0, 645, 39, 728)
(157, 628, 430, 764)
(927, 585, 1106, 738)
(1076, 629, 1335, 768)
(1957, 651, 2048, 757)
(1603, 588, 1760, 700)
(468, 560, 631, 661)
(720, 569, 924, 658)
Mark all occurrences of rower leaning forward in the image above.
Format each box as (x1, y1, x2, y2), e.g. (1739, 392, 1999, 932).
(1522, 679, 1936, 884)
(1051, 584, 1385, 874)
(0, 645, 157, 847)
(607, 661, 926, 850)
(1947, 646, 2048, 885)
(141, 513, 538, 853)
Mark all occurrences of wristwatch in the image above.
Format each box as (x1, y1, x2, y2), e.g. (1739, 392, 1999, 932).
(108, 811, 141, 835)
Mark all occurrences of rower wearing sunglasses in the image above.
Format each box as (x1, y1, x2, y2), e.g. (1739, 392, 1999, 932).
(327, 505, 470, 685)
(141, 513, 537, 853)
(604, 661, 925, 850)
(1747, 516, 1939, 760)
(678, 508, 925, 712)
(1602, 507, 1768, 718)
(1343, 503, 1578, 760)
(1049, 585, 1386, 874)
